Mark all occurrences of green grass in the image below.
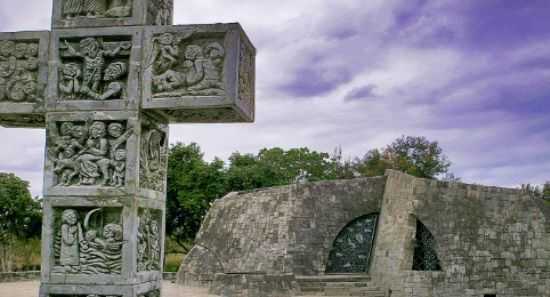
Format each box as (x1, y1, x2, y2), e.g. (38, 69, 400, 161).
(164, 253, 185, 272)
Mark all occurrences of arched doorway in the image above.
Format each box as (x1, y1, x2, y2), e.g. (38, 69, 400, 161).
(412, 219, 441, 271)
(326, 213, 379, 273)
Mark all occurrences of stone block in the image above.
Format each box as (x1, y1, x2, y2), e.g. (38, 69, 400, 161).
(141, 23, 256, 123)
(52, 0, 173, 29)
(47, 27, 143, 112)
(0, 31, 49, 128)
(43, 111, 141, 197)
(40, 196, 164, 293)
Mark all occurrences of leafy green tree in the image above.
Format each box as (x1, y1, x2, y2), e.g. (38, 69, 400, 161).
(226, 147, 339, 190)
(384, 136, 451, 179)
(353, 149, 392, 177)
(166, 143, 226, 252)
(0, 173, 42, 272)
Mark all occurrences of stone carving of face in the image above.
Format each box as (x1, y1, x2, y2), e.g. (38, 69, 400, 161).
(104, 62, 126, 81)
(80, 38, 100, 58)
(85, 230, 98, 241)
(59, 122, 74, 136)
(9, 82, 26, 101)
(184, 45, 202, 60)
(25, 43, 39, 57)
(114, 149, 127, 161)
(14, 43, 27, 58)
(108, 122, 123, 138)
(158, 33, 174, 45)
(63, 63, 81, 79)
(90, 121, 106, 138)
(103, 223, 123, 242)
(0, 40, 15, 57)
(71, 125, 86, 139)
(150, 220, 159, 235)
(23, 80, 37, 97)
(62, 209, 78, 225)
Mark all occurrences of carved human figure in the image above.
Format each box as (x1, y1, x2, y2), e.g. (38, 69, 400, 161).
(188, 42, 224, 91)
(60, 209, 82, 267)
(82, 61, 127, 100)
(52, 122, 84, 185)
(83, 0, 107, 17)
(149, 220, 160, 269)
(0, 41, 16, 101)
(64, 38, 128, 95)
(110, 149, 126, 187)
(77, 121, 110, 185)
(59, 63, 82, 100)
(151, 33, 179, 73)
(155, 0, 171, 25)
(63, 0, 83, 18)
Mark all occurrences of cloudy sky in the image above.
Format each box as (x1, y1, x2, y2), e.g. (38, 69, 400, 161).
(1, 0, 550, 196)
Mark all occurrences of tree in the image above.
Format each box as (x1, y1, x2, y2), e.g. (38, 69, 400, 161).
(0, 173, 42, 272)
(165, 143, 226, 252)
(384, 136, 451, 179)
(226, 147, 339, 190)
(353, 149, 392, 177)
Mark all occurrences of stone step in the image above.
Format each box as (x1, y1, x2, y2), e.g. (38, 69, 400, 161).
(295, 274, 386, 297)
(296, 274, 371, 283)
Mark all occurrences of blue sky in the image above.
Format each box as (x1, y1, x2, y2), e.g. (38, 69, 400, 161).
(1, 0, 550, 196)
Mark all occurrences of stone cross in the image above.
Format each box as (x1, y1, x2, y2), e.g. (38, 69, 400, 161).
(0, 1, 255, 296)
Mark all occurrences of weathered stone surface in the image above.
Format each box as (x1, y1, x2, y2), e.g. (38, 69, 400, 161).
(52, 0, 173, 29)
(47, 27, 143, 112)
(177, 177, 387, 284)
(142, 23, 256, 123)
(0, 31, 49, 128)
(179, 170, 550, 297)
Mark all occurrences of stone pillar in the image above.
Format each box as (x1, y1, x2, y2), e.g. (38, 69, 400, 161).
(39, 111, 169, 297)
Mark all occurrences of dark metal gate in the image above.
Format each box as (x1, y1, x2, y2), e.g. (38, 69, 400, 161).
(326, 214, 379, 273)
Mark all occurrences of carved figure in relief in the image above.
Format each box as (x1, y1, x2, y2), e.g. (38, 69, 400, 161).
(54, 208, 123, 275)
(155, 0, 172, 25)
(59, 63, 82, 100)
(239, 42, 254, 103)
(78, 121, 110, 185)
(0, 40, 40, 102)
(105, 0, 132, 17)
(82, 0, 107, 17)
(137, 210, 161, 271)
(140, 121, 167, 192)
(63, 0, 83, 18)
(82, 61, 127, 100)
(48, 120, 131, 187)
(51, 121, 85, 185)
(60, 209, 82, 267)
(150, 32, 225, 97)
(110, 149, 126, 187)
(64, 38, 129, 93)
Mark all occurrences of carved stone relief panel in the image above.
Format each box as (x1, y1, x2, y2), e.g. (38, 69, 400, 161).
(47, 120, 133, 187)
(61, 0, 133, 19)
(142, 24, 256, 123)
(140, 118, 168, 192)
(138, 289, 160, 297)
(52, 207, 123, 275)
(238, 38, 255, 108)
(147, 0, 173, 26)
(58, 36, 132, 101)
(137, 209, 162, 272)
(148, 31, 226, 98)
(0, 39, 42, 103)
